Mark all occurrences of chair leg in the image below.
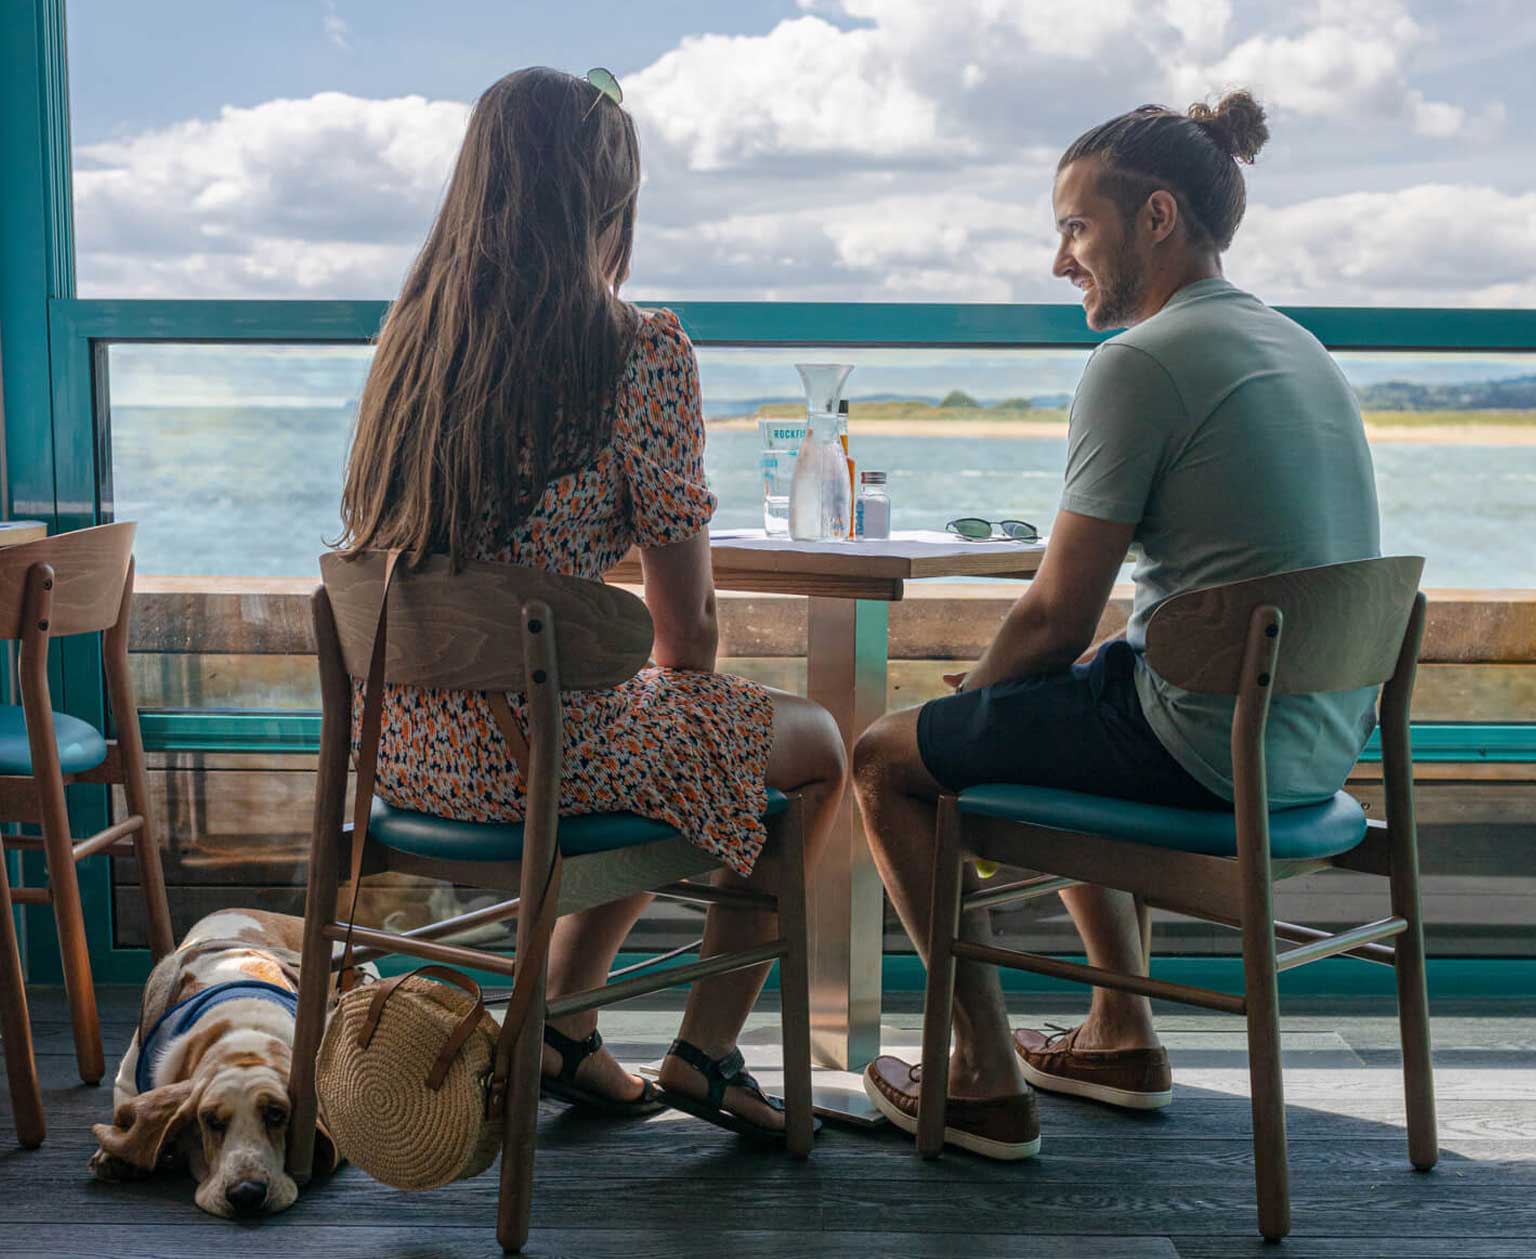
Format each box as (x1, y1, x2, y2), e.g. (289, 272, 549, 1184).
(773, 795, 815, 1159)
(916, 795, 964, 1159)
(495, 951, 548, 1254)
(1, 849, 45, 1147)
(1388, 821, 1438, 1171)
(286, 825, 345, 1183)
(105, 573, 176, 962)
(122, 762, 174, 962)
(37, 780, 103, 1086)
(1240, 902, 1290, 1241)
(1134, 895, 1153, 977)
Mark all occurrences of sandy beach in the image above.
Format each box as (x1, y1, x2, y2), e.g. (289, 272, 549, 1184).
(707, 416, 1536, 445)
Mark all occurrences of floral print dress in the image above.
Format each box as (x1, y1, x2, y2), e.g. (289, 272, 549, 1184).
(353, 309, 775, 877)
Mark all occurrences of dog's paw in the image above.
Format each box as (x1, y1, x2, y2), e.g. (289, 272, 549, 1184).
(87, 1145, 150, 1183)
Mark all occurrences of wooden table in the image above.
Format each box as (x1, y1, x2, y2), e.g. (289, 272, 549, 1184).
(611, 530, 1044, 1112)
(0, 521, 47, 548)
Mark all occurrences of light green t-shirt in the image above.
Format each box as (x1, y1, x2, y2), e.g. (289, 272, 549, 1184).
(1061, 277, 1381, 806)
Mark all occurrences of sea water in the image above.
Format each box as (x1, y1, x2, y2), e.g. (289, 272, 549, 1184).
(104, 407, 1536, 588)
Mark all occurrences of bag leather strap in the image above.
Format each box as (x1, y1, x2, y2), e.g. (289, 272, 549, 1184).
(332, 550, 563, 1116)
(358, 965, 491, 1090)
(336, 548, 404, 990)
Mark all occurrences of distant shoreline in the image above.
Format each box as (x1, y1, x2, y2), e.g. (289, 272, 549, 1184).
(707, 415, 1536, 445)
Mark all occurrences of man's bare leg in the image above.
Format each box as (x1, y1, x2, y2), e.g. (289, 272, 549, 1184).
(852, 708, 1024, 1099)
(1057, 884, 1160, 1050)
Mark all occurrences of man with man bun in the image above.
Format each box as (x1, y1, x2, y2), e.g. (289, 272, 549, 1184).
(856, 92, 1382, 1158)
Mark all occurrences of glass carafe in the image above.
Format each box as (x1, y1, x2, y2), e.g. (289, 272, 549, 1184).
(788, 363, 854, 541)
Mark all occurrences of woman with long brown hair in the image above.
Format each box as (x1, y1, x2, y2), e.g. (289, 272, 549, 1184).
(337, 67, 846, 1138)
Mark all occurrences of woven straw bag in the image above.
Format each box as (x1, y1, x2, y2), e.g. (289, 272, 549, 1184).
(316, 966, 506, 1189)
(311, 552, 562, 1192)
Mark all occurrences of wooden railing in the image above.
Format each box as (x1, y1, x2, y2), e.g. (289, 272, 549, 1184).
(129, 577, 1536, 667)
(111, 578, 1535, 958)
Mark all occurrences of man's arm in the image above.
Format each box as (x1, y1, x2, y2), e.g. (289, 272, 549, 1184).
(957, 509, 1133, 691)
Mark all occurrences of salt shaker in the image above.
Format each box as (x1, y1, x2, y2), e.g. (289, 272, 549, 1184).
(855, 470, 891, 540)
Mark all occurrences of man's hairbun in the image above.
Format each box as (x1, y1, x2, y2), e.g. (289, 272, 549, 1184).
(1187, 90, 1269, 164)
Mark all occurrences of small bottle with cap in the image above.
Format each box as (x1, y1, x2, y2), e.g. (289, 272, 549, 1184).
(838, 400, 856, 538)
(854, 470, 891, 540)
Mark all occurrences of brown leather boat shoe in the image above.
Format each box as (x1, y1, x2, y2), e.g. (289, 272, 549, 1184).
(1013, 1026, 1173, 1110)
(863, 1055, 1041, 1160)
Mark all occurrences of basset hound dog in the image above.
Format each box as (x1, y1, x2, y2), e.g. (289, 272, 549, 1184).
(87, 909, 350, 1217)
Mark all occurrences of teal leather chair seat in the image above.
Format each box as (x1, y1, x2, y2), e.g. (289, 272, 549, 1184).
(956, 784, 1367, 862)
(370, 787, 791, 863)
(0, 703, 108, 776)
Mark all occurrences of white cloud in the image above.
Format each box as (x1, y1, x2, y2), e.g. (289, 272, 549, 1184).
(1161, 0, 1232, 56)
(625, 17, 953, 171)
(74, 92, 468, 296)
(1229, 184, 1536, 306)
(68, 1, 1525, 311)
(1169, 20, 1464, 137)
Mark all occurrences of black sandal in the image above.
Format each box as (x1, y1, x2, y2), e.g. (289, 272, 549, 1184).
(657, 1038, 821, 1142)
(540, 1024, 664, 1116)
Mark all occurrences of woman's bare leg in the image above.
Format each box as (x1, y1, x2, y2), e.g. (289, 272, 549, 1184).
(659, 688, 846, 1128)
(542, 893, 655, 1101)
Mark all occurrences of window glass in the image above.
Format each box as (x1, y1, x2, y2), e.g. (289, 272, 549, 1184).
(109, 342, 1536, 588)
(67, 2, 1536, 306)
(107, 343, 369, 576)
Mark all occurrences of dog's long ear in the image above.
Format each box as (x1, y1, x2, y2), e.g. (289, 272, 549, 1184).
(265, 945, 303, 992)
(90, 1080, 197, 1172)
(136, 951, 185, 1046)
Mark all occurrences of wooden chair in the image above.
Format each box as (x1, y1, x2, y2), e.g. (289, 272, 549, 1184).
(2, 830, 45, 1147)
(287, 551, 815, 1253)
(0, 522, 174, 1096)
(916, 557, 1436, 1241)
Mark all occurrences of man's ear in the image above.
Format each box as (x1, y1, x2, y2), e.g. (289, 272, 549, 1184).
(90, 1080, 197, 1172)
(1144, 189, 1181, 244)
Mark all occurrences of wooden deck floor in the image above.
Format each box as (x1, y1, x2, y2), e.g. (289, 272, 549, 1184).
(3, 985, 1534, 1258)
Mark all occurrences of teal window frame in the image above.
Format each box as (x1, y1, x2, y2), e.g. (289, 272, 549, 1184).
(60, 293, 1536, 770)
(4, 0, 1534, 988)
(44, 296, 1536, 986)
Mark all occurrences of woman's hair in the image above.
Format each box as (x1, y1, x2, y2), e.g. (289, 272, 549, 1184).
(339, 67, 641, 565)
(1058, 89, 1269, 251)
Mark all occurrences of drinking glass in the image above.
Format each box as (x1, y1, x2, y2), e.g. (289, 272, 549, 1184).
(758, 418, 807, 536)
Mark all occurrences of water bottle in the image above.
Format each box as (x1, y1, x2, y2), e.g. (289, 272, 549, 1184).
(789, 410, 852, 540)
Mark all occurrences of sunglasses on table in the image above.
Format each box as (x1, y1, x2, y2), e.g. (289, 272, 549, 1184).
(946, 517, 1040, 543)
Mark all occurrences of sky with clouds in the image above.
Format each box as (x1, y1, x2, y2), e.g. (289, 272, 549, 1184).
(67, 0, 1536, 308)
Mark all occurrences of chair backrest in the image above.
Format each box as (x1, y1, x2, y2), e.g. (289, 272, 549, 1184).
(318, 550, 654, 692)
(1144, 556, 1425, 695)
(0, 522, 136, 640)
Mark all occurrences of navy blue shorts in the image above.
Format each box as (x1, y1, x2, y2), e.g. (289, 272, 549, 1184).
(916, 640, 1229, 810)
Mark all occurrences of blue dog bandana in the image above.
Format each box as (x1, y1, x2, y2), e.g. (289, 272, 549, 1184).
(135, 980, 299, 1094)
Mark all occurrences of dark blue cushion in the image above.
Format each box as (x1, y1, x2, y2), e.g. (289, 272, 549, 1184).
(370, 787, 790, 863)
(0, 703, 107, 776)
(956, 784, 1367, 861)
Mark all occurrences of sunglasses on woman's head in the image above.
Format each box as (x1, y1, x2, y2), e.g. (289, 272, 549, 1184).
(586, 67, 623, 106)
(946, 517, 1040, 542)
